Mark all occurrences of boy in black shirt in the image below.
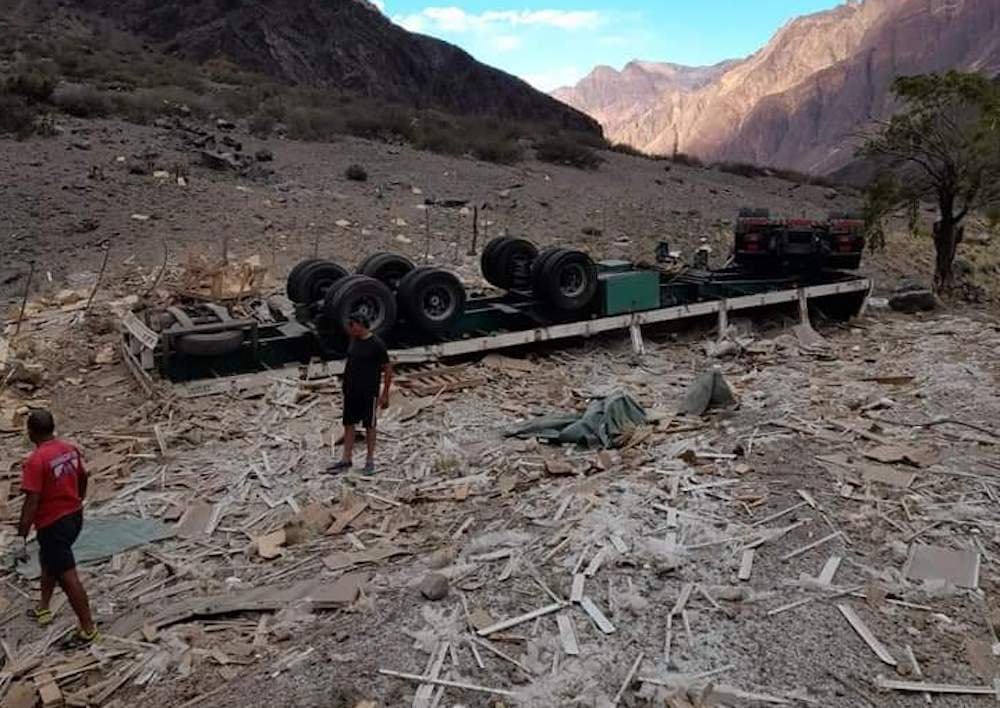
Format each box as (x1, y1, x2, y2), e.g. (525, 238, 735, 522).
(328, 314, 393, 474)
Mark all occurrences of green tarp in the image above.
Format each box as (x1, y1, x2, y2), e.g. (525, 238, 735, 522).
(505, 391, 647, 449)
(17, 516, 174, 580)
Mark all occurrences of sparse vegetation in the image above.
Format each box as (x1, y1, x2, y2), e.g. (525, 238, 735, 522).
(0, 33, 600, 166)
(535, 135, 604, 170)
(862, 71, 1000, 290)
(671, 152, 704, 168)
(0, 93, 38, 139)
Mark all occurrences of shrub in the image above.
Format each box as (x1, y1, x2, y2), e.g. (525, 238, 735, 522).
(715, 161, 770, 179)
(6, 70, 57, 103)
(535, 136, 603, 170)
(671, 152, 704, 168)
(51, 83, 112, 117)
(471, 137, 524, 165)
(345, 164, 368, 181)
(0, 93, 39, 139)
(286, 106, 342, 141)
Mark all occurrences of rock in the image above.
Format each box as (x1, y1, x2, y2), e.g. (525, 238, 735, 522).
(889, 280, 938, 313)
(221, 135, 243, 151)
(93, 343, 117, 365)
(128, 159, 151, 176)
(6, 360, 44, 388)
(966, 230, 992, 246)
(216, 118, 236, 131)
(255, 148, 274, 162)
(419, 573, 449, 601)
(426, 547, 455, 570)
(72, 139, 91, 151)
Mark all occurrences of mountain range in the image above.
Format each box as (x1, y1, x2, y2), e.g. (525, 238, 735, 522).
(554, 0, 1000, 174)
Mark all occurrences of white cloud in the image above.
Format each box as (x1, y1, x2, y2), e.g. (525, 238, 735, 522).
(393, 6, 602, 34)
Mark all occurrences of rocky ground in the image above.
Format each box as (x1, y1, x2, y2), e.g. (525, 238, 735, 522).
(2, 119, 1000, 708)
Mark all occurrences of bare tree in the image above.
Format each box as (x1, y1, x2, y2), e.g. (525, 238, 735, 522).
(861, 72, 1000, 290)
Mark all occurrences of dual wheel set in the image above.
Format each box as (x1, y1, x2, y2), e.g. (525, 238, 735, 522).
(286, 237, 600, 339)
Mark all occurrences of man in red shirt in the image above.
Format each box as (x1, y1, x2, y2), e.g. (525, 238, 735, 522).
(17, 409, 98, 646)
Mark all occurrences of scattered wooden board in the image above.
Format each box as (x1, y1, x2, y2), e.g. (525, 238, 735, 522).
(862, 463, 916, 489)
(903, 544, 980, 589)
(875, 676, 996, 695)
(838, 604, 897, 666)
(579, 596, 616, 634)
(556, 614, 580, 656)
(738, 549, 754, 582)
(817, 556, 842, 586)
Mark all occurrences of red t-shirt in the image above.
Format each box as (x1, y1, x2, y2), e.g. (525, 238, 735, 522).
(21, 439, 85, 530)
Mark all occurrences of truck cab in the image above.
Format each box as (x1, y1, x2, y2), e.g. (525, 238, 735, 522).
(733, 209, 864, 272)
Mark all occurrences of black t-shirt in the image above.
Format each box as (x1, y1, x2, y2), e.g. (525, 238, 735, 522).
(343, 335, 389, 397)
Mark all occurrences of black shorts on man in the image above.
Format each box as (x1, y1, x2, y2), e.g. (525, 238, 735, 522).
(343, 392, 379, 428)
(37, 509, 83, 576)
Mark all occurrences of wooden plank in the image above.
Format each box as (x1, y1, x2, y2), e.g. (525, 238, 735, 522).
(817, 556, 842, 585)
(738, 549, 754, 582)
(378, 669, 516, 697)
(570, 574, 585, 604)
(781, 532, 842, 562)
(584, 547, 606, 577)
(838, 604, 897, 666)
(579, 596, 616, 634)
(875, 676, 995, 695)
(476, 603, 564, 637)
(175, 501, 216, 539)
(670, 583, 694, 617)
(556, 614, 580, 656)
(35, 673, 63, 708)
(612, 652, 644, 705)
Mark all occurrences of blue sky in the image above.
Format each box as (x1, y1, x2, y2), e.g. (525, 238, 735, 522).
(375, 0, 845, 90)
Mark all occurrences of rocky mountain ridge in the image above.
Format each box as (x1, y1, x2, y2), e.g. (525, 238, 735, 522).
(555, 0, 1000, 173)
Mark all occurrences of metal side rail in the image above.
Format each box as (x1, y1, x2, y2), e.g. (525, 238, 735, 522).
(146, 276, 870, 399)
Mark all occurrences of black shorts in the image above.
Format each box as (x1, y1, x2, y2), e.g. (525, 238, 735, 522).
(343, 391, 378, 429)
(37, 510, 83, 576)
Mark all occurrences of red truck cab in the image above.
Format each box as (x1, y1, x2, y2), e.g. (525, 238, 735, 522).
(734, 209, 864, 272)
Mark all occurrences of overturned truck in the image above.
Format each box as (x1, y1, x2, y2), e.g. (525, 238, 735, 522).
(121, 214, 872, 395)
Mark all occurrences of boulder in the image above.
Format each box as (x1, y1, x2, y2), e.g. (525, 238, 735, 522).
(419, 573, 449, 601)
(889, 280, 938, 313)
(255, 148, 274, 162)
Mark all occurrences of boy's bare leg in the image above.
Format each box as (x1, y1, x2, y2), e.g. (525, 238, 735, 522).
(58, 569, 95, 633)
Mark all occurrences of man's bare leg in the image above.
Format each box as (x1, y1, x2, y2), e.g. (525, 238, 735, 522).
(342, 425, 356, 463)
(39, 567, 56, 612)
(58, 569, 95, 633)
(365, 426, 377, 465)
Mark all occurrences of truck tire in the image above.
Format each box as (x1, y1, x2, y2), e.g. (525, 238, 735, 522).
(398, 267, 466, 335)
(481, 236, 512, 285)
(488, 238, 538, 290)
(295, 260, 349, 304)
(175, 330, 244, 357)
(323, 274, 398, 338)
(286, 258, 324, 302)
(532, 248, 597, 313)
(357, 252, 415, 290)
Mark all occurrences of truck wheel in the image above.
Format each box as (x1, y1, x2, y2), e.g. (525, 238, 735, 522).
(296, 260, 349, 304)
(286, 258, 324, 302)
(481, 237, 512, 285)
(357, 252, 415, 290)
(533, 249, 597, 312)
(489, 238, 538, 290)
(398, 267, 466, 335)
(323, 274, 398, 338)
(175, 330, 244, 357)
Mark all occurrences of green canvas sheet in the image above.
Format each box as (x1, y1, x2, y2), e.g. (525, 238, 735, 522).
(17, 515, 175, 580)
(505, 391, 647, 449)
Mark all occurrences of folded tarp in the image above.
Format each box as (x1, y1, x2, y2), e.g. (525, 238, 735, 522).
(505, 391, 647, 449)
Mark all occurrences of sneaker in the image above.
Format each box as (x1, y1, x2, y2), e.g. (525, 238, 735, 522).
(61, 627, 100, 649)
(26, 608, 53, 626)
(363, 460, 375, 475)
(325, 460, 353, 474)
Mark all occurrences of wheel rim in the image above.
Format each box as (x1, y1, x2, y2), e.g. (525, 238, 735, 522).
(382, 266, 408, 290)
(423, 286, 455, 322)
(314, 277, 340, 299)
(350, 295, 384, 329)
(558, 263, 587, 298)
